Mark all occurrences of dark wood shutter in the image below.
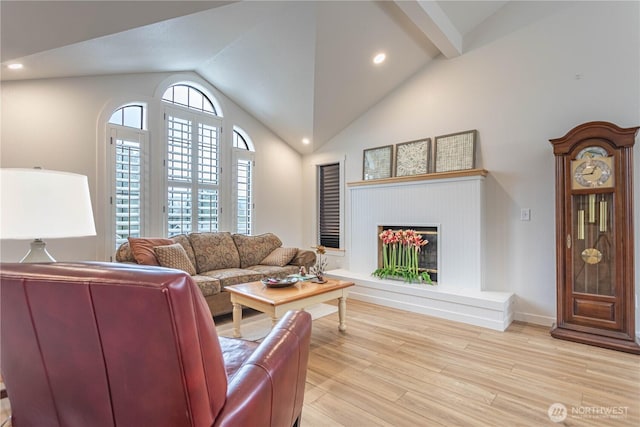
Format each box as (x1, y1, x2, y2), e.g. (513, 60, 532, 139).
(319, 163, 340, 248)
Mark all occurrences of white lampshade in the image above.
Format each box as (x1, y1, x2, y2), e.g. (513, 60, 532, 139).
(1, 168, 96, 261)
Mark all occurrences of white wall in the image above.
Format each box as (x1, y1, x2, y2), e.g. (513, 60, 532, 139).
(1, 71, 304, 262)
(303, 1, 640, 329)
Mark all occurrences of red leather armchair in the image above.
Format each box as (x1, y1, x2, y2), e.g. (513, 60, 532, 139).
(0, 262, 311, 427)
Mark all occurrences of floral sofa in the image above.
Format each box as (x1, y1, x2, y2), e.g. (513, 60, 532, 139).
(115, 232, 316, 317)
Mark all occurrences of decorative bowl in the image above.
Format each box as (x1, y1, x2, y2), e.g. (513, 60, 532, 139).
(261, 277, 299, 288)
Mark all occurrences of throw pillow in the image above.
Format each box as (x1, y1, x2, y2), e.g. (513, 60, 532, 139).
(128, 237, 173, 266)
(153, 243, 197, 276)
(169, 234, 198, 272)
(261, 247, 298, 267)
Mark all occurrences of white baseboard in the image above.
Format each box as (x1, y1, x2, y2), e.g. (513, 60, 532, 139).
(514, 312, 555, 327)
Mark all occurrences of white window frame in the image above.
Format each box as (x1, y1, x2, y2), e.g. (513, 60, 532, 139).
(106, 107, 149, 256)
(101, 77, 261, 260)
(232, 126, 255, 235)
(163, 103, 222, 236)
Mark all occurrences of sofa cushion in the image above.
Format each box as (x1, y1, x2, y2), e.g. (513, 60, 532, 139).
(232, 233, 282, 268)
(246, 265, 299, 278)
(154, 243, 197, 276)
(170, 234, 197, 270)
(199, 268, 262, 289)
(128, 237, 173, 266)
(191, 275, 221, 297)
(260, 247, 298, 267)
(189, 232, 240, 272)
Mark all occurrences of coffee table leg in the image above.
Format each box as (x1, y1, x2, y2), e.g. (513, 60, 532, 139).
(232, 302, 243, 338)
(338, 296, 347, 332)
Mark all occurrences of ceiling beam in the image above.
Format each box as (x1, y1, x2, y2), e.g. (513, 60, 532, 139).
(393, 0, 462, 58)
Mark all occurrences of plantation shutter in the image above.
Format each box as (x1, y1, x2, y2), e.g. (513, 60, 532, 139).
(236, 158, 252, 235)
(166, 114, 193, 234)
(196, 122, 219, 232)
(319, 163, 340, 249)
(114, 133, 142, 250)
(166, 112, 219, 235)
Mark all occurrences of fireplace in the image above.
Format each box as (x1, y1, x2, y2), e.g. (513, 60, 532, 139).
(329, 171, 514, 331)
(377, 225, 438, 282)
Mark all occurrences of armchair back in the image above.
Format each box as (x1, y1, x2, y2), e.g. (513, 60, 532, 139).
(0, 262, 228, 426)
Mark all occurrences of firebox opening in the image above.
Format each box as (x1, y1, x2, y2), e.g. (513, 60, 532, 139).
(377, 225, 438, 283)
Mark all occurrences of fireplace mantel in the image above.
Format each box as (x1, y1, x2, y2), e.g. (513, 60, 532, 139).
(348, 168, 488, 187)
(338, 168, 515, 331)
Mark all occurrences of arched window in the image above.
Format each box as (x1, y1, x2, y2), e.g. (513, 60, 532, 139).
(162, 84, 221, 234)
(108, 104, 148, 251)
(162, 84, 216, 115)
(233, 130, 249, 150)
(232, 127, 254, 235)
(109, 104, 145, 129)
(103, 79, 258, 257)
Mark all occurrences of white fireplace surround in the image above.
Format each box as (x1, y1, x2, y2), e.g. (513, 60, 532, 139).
(329, 171, 515, 331)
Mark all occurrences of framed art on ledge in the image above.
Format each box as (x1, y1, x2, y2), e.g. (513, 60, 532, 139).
(434, 130, 477, 172)
(363, 145, 393, 180)
(395, 138, 431, 177)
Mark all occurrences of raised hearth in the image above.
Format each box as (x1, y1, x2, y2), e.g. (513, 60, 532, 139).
(327, 269, 514, 331)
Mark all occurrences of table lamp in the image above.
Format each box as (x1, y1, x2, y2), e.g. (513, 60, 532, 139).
(0, 168, 97, 262)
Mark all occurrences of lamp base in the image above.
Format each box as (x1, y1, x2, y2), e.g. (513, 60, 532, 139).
(20, 239, 56, 263)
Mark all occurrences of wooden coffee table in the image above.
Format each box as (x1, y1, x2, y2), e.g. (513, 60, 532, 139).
(225, 278, 354, 338)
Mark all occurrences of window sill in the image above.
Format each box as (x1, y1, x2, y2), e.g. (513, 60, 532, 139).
(324, 248, 345, 257)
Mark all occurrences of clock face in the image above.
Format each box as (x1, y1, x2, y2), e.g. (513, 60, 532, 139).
(571, 151, 614, 189)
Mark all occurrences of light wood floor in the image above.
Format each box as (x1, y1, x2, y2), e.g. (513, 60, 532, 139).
(301, 300, 639, 427)
(1, 300, 637, 426)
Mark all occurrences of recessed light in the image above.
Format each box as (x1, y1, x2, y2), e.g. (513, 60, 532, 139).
(373, 53, 386, 65)
(302, 138, 310, 145)
(7, 63, 23, 70)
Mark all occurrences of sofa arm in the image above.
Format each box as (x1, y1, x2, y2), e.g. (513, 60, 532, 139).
(289, 249, 316, 269)
(214, 311, 311, 427)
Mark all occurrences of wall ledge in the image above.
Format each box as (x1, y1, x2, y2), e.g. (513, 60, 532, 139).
(348, 168, 488, 187)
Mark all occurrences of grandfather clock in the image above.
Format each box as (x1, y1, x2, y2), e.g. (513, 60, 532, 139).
(550, 121, 640, 354)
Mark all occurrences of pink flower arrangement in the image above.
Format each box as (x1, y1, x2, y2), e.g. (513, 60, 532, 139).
(373, 229, 432, 283)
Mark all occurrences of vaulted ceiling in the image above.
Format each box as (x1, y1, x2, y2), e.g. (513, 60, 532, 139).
(1, 1, 509, 153)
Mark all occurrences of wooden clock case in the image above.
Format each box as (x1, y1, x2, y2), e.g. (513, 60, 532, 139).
(550, 121, 640, 354)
